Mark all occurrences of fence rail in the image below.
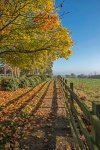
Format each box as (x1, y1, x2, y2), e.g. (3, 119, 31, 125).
(0, 74, 12, 77)
(57, 76, 100, 150)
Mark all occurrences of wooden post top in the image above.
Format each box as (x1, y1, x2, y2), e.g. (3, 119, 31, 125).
(92, 101, 100, 119)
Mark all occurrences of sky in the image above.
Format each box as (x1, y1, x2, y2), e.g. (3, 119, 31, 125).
(52, 0, 100, 76)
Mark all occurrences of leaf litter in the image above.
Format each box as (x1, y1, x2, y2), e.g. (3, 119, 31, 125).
(0, 81, 74, 150)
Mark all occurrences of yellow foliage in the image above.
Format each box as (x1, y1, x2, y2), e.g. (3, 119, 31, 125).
(0, 0, 74, 71)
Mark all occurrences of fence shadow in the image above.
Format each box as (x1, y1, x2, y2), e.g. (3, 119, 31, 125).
(19, 81, 71, 150)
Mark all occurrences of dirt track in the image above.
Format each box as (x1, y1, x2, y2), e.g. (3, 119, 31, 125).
(2, 80, 74, 150)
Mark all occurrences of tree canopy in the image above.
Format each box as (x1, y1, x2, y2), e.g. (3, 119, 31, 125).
(0, 0, 74, 72)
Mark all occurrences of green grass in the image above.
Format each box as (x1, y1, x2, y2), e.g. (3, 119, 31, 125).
(65, 78, 100, 109)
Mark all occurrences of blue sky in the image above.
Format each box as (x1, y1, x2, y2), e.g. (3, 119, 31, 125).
(52, 0, 100, 75)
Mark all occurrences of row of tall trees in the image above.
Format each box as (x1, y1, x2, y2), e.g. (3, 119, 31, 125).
(0, 0, 74, 74)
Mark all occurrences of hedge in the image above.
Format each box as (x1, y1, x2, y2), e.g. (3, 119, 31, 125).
(0, 75, 49, 91)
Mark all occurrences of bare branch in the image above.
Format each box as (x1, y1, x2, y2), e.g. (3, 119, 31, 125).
(55, 0, 65, 11)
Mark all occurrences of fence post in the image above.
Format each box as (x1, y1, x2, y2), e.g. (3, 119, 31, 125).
(92, 101, 100, 149)
(65, 79, 67, 85)
(65, 79, 68, 98)
(63, 78, 65, 94)
(61, 77, 63, 88)
(70, 83, 74, 115)
(70, 83, 73, 103)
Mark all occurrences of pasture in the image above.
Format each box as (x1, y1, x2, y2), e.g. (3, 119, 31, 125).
(65, 78, 100, 109)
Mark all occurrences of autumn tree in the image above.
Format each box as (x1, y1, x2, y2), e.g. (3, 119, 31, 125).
(0, 0, 74, 74)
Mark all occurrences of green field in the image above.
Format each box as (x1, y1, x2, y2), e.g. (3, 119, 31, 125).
(65, 78, 100, 109)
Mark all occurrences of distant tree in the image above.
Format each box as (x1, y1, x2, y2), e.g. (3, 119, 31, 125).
(65, 74, 71, 78)
(71, 73, 76, 78)
(88, 74, 100, 79)
(45, 67, 53, 77)
(77, 74, 87, 78)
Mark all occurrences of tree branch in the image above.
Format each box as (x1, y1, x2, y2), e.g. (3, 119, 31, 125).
(0, 2, 28, 31)
(0, 47, 51, 55)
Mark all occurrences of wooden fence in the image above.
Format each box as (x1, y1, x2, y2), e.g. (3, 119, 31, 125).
(57, 76, 100, 150)
(0, 74, 12, 77)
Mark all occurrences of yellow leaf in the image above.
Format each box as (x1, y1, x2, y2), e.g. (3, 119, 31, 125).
(23, 137, 27, 140)
(5, 142, 10, 149)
